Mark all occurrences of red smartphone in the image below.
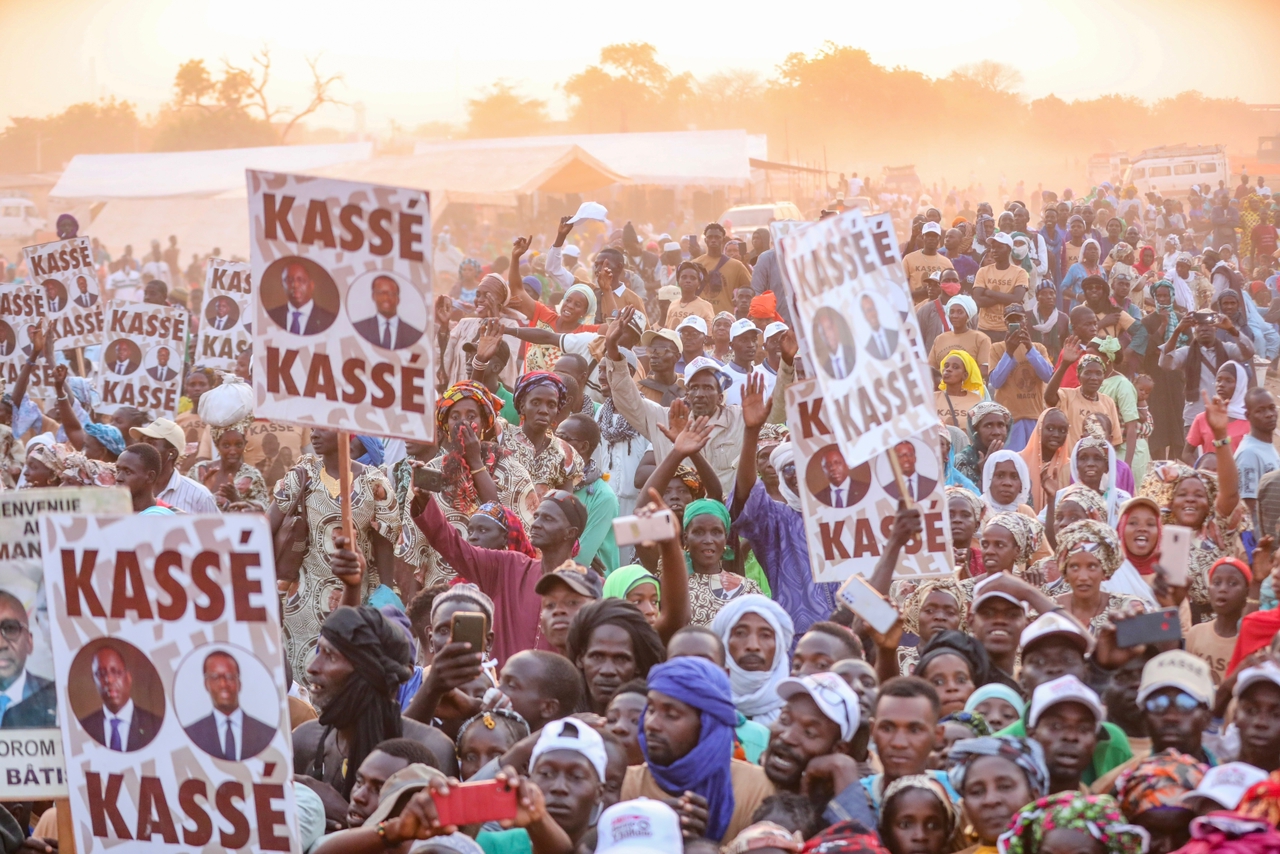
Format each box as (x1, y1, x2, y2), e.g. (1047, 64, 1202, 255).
(431, 779, 519, 827)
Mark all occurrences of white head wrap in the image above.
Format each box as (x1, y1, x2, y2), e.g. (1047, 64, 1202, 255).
(981, 449, 1031, 514)
(948, 294, 978, 322)
(768, 443, 804, 513)
(710, 594, 796, 724)
(1222, 360, 1249, 421)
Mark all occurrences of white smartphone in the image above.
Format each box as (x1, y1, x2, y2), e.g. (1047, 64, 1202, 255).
(613, 510, 678, 547)
(836, 575, 900, 635)
(1160, 524, 1193, 588)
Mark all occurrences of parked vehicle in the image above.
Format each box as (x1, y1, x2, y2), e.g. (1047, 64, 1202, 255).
(719, 202, 805, 239)
(1122, 144, 1227, 197)
(0, 193, 46, 241)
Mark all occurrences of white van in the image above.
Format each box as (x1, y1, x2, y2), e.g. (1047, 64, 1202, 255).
(1122, 144, 1227, 198)
(0, 194, 46, 241)
(719, 202, 805, 240)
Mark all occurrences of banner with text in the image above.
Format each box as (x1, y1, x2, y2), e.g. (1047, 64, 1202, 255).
(196, 259, 253, 371)
(43, 512, 296, 854)
(95, 300, 187, 419)
(21, 237, 105, 350)
(785, 377, 953, 582)
(0, 283, 53, 403)
(780, 210, 936, 468)
(248, 170, 436, 441)
(0, 487, 130, 799)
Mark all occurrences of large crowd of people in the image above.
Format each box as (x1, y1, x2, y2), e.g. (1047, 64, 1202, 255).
(5, 173, 1280, 854)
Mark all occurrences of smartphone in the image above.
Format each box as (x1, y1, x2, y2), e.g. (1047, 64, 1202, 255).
(1007, 321, 1021, 335)
(413, 467, 444, 493)
(613, 510, 677, 547)
(450, 611, 487, 653)
(1192, 310, 1217, 324)
(1115, 608, 1182, 648)
(835, 576, 899, 635)
(1160, 524, 1193, 588)
(431, 779, 519, 827)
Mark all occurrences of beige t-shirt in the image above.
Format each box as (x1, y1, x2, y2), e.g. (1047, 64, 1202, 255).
(1186, 622, 1237, 686)
(665, 297, 716, 330)
(929, 329, 993, 371)
(990, 342, 1051, 423)
(198, 419, 311, 491)
(974, 263, 1030, 332)
(1063, 241, 1084, 271)
(694, 253, 752, 315)
(936, 389, 983, 429)
(902, 250, 955, 296)
(1056, 386, 1122, 453)
(622, 761, 775, 844)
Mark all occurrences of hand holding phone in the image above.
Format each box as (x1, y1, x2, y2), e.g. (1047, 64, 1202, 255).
(613, 509, 678, 546)
(450, 611, 488, 653)
(1160, 525, 1193, 588)
(1114, 607, 1182, 648)
(413, 466, 445, 493)
(835, 576, 899, 635)
(430, 779, 519, 827)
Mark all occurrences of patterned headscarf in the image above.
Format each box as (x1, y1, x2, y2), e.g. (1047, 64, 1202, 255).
(25, 442, 67, 479)
(941, 710, 992, 738)
(1113, 749, 1208, 818)
(458, 257, 483, 278)
(513, 371, 568, 415)
(946, 485, 986, 528)
(983, 511, 1044, 570)
(58, 451, 116, 487)
(998, 792, 1148, 854)
(1078, 352, 1106, 376)
(1057, 483, 1108, 522)
(902, 577, 971, 635)
(1238, 770, 1280, 826)
(84, 422, 125, 456)
(948, 736, 1050, 800)
(802, 821, 889, 854)
(883, 775, 961, 846)
(210, 415, 255, 446)
(435, 381, 508, 515)
(673, 464, 707, 500)
(472, 502, 538, 558)
(435, 380, 502, 442)
(1056, 519, 1123, 579)
(968, 402, 1012, 441)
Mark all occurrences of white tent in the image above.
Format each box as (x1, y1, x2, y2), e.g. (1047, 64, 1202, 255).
(49, 142, 374, 201)
(414, 130, 765, 187)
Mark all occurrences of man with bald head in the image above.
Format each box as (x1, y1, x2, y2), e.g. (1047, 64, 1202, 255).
(79, 645, 162, 751)
(267, 260, 336, 335)
(354, 274, 423, 349)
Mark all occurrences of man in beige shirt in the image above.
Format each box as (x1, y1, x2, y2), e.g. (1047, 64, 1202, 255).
(695, 223, 752, 316)
(902, 222, 954, 301)
(974, 232, 1029, 342)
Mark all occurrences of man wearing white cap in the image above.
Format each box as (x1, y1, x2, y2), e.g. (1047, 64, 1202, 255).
(973, 231, 1029, 343)
(724, 319, 770, 406)
(1027, 674, 1106, 795)
(595, 798, 683, 854)
(760, 672, 877, 827)
(1233, 660, 1280, 773)
(528, 718, 607, 848)
(604, 305, 792, 496)
(674, 316, 713, 374)
(130, 417, 219, 513)
(901, 221, 954, 302)
(637, 328, 685, 405)
(1090, 650, 1216, 793)
(760, 322, 789, 390)
(1179, 762, 1269, 814)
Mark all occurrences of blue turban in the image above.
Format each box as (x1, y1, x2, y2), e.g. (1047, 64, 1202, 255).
(84, 422, 126, 457)
(522, 275, 543, 298)
(641, 656, 738, 841)
(354, 435, 384, 467)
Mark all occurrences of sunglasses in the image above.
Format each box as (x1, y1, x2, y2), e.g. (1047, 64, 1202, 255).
(0, 618, 29, 643)
(1144, 691, 1201, 714)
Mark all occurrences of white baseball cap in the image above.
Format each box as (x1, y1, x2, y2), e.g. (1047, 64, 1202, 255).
(1178, 762, 1269, 810)
(683, 356, 731, 389)
(567, 201, 608, 224)
(530, 718, 607, 782)
(595, 799, 682, 854)
(1233, 661, 1280, 699)
(676, 315, 708, 335)
(641, 328, 683, 355)
(1020, 611, 1094, 656)
(970, 574, 1029, 613)
(1138, 650, 1215, 706)
(730, 318, 760, 341)
(1028, 675, 1104, 730)
(562, 244, 582, 258)
(922, 222, 942, 236)
(662, 242, 681, 253)
(776, 672, 861, 741)
(764, 321, 789, 341)
(990, 232, 1015, 249)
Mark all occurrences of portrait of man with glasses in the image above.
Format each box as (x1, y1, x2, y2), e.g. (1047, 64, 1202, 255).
(0, 591, 56, 729)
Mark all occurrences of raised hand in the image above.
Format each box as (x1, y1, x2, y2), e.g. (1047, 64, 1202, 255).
(658, 397, 691, 442)
(1059, 334, 1083, 364)
(741, 371, 769, 429)
(512, 235, 532, 259)
(458, 423, 484, 470)
(52, 363, 68, 393)
(780, 328, 799, 365)
(27, 321, 46, 360)
(1202, 390, 1231, 437)
(1040, 462, 1059, 496)
(556, 216, 575, 244)
(475, 318, 504, 363)
(604, 305, 635, 358)
(672, 415, 714, 459)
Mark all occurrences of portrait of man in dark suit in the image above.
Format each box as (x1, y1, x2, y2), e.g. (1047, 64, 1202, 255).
(811, 445, 870, 508)
(881, 440, 938, 503)
(353, 275, 423, 350)
(107, 339, 142, 376)
(0, 591, 56, 729)
(73, 275, 97, 308)
(78, 645, 162, 751)
(42, 280, 67, 314)
(267, 259, 337, 335)
(183, 650, 275, 761)
(809, 307, 857, 380)
(146, 346, 178, 383)
(859, 293, 899, 361)
(0, 321, 15, 358)
(205, 296, 240, 331)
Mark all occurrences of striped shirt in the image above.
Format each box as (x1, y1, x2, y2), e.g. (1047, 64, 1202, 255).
(157, 470, 219, 514)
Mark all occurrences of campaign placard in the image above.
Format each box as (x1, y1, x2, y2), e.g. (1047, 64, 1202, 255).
(785, 377, 953, 583)
(248, 170, 436, 441)
(0, 283, 53, 403)
(21, 237, 105, 349)
(779, 210, 936, 468)
(42, 512, 296, 853)
(0, 487, 130, 799)
(96, 300, 188, 419)
(195, 259, 253, 371)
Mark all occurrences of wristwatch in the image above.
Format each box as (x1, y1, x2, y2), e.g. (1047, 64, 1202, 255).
(1213, 436, 1232, 448)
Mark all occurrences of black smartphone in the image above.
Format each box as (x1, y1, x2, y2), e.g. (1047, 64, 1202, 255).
(450, 611, 487, 652)
(1007, 321, 1021, 335)
(413, 467, 444, 493)
(1115, 608, 1182, 648)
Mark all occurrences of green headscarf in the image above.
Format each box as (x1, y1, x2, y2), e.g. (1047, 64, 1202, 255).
(603, 565, 660, 600)
(682, 498, 734, 568)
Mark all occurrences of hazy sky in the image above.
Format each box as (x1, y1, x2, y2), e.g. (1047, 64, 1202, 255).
(3, 0, 1279, 133)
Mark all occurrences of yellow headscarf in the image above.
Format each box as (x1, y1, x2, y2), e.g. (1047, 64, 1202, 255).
(939, 349, 985, 396)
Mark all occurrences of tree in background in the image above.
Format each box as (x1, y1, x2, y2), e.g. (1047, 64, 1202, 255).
(0, 98, 141, 173)
(467, 82, 549, 138)
(563, 42, 695, 133)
